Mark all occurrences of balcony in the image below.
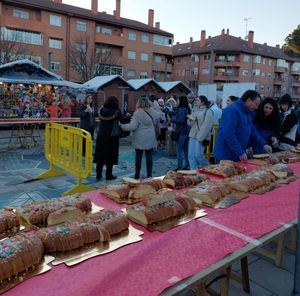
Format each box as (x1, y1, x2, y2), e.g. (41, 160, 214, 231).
(95, 33, 125, 47)
(291, 69, 300, 75)
(213, 74, 239, 81)
(153, 44, 172, 56)
(152, 63, 172, 73)
(214, 60, 240, 67)
(0, 15, 43, 33)
(273, 79, 284, 85)
(274, 66, 287, 73)
(292, 79, 300, 86)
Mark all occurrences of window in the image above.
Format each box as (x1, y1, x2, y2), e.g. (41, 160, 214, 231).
(191, 68, 198, 76)
(1, 27, 43, 45)
(154, 55, 162, 63)
(227, 55, 235, 62)
(253, 55, 261, 63)
(260, 84, 265, 90)
(268, 73, 272, 79)
(276, 59, 288, 68)
(76, 42, 86, 51)
(127, 70, 135, 78)
(128, 32, 136, 41)
(191, 54, 199, 62)
(128, 51, 136, 59)
(49, 38, 62, 49)
(252, 69, 260, 76)
(243, 55, 250, 62)
(51, 61, 61, 71)
(24, 55, 43, 65)
(99, 65, 123, 76)
(76, 21, 87, 32)
(13, 10, 29, 19)
(217, 55, 226, 61)
(50, 15, 61, 27)
(95, 46, 112, 55)
(202, 68, 209, 74)
(262, 58, 266, 65)
(153, 35, 172, 46)
(268, 60, 272, 66)
(177, 58, 181, 63)
(96, 26, 112, 35)
(261, 72, 266, 77)
(242, 69, 250, 76)
(203, 54, 210, 60)
(141, 53, 148, 61)
(141, 34, 149, 43)
(140, 71, 147, 79)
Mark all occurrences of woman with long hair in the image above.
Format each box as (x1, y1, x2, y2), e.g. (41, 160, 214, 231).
(79, 94, 95, 138)
(120, 97, 161, 179)
(252, 97, 280, 153)
(171, 96, 191, 170)
(94, 96, 130, 180)
(187, 95, 213, 169)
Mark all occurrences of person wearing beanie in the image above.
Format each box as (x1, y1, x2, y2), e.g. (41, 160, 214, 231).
(278, 94, 298, 150)
(120, 97, 161, 179)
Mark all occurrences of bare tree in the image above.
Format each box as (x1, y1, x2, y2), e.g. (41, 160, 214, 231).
(69, 34, 119, 82)
(0, 31, 30, 65)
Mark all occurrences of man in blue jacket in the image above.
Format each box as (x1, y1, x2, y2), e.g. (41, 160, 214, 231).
(214, 90, 272, 162)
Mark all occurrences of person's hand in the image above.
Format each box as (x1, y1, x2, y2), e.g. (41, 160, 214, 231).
(271, 137, 279, 148)
(246, 147, 253, 159)
(187, 114, 195, 121)
(125, 112, 131, 118)
(239, 153, 248, 162)
(263, 144, 272, 154)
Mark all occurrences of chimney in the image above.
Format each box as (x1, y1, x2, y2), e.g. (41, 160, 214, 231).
(248, 31, 254, 48)
(264, 42, 267, 45)
(226, 29, 229, 35)
(176, 42, 180, 45)
(155, 22, 160, 29)
(200, 30, 206, 48)
(91, 0, 98, 15)
(189, 37, 193, 45)
(148, 9, 154, 27)
(52, 0, 62, 2)
(276, 44, 280, 48)
(221, 29, 225, 36)
(115, 0, 120, 20)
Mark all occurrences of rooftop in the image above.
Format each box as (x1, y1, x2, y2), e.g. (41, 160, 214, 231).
(173, 33, 300, 62)
(3, 0, 173, 37)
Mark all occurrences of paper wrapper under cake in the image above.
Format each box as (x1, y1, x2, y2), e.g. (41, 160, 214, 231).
(51, 225, 143, 266)
(126, 207, 206, 232)
(0, 255, 54, 295)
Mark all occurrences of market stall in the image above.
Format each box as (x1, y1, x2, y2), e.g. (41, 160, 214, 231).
(2, 160, 299, 296)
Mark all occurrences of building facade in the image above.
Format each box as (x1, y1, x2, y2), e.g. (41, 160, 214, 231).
(0, 0, 173, 82)
(172, 29, 300, 102)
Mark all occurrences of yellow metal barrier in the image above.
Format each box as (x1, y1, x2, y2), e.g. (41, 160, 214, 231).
(204, 124, 218, 160)
(37, 123, 93, 196)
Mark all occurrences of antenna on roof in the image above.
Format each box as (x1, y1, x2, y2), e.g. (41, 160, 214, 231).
(244, 17, 252, 40)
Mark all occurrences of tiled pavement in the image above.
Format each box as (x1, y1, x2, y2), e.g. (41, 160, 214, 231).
(0, 129, 296, 296)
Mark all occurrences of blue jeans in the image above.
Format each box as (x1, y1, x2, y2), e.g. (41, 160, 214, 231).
(176, 134, 189, 169)
(188, 138, 209, 169)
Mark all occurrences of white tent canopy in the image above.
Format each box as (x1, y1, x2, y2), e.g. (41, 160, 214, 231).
(82, 75, 131, 91)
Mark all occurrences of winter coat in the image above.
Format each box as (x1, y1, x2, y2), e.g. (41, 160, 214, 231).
(79, 104, 95, 132)
(278, 107, 298, 150)
(188, 106, 213, 142)
(120, 108, 161, 150)
(171, 107, 190, 135)
(214, 98, 265, 161)
(252, 124, 275, 154)
(93, 107, 129, 165)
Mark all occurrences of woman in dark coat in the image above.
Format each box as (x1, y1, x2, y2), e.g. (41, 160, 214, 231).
(79, 95, 95, 155)
(94, 96, 130, 180)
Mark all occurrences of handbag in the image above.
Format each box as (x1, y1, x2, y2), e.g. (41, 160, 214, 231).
(171, 130, 180, 141)
(110, 120, 122, 137)
(202, 139, 210, 147)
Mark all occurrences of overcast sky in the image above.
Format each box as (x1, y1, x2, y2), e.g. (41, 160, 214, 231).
(64, 0, 300, 47)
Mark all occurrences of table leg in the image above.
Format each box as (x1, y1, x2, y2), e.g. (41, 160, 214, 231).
(241, 257, 250, 293)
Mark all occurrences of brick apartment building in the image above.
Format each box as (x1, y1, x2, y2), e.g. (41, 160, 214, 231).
(173, 29, 300, 102)
(0, 0, 173, 82)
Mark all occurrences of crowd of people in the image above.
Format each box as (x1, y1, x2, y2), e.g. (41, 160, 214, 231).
(79, 90, 300, 181)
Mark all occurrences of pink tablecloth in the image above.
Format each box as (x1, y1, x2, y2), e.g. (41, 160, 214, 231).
(6, 217, 246, 296)
(5, 163, 300, 296)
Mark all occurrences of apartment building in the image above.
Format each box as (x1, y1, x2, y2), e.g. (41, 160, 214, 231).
(173, 29, 300, 102)
(0, 0, 173, 82)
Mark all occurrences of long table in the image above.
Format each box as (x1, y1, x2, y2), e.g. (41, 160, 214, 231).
(4, 163, 299, 296)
